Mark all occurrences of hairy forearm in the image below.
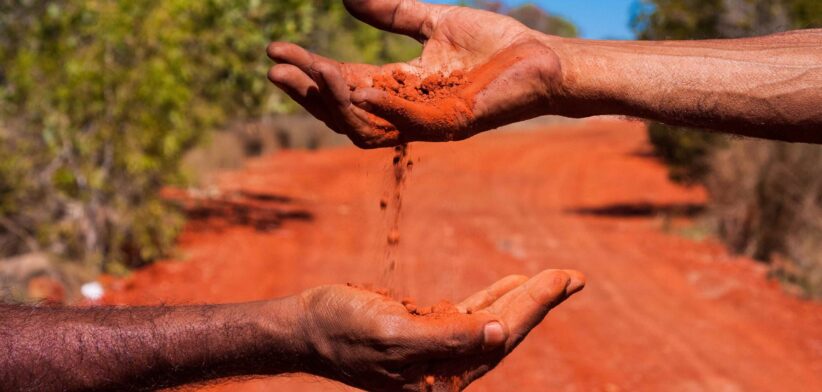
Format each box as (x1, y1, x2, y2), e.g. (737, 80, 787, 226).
(0, 299, 308, 391)
(549, 29, 822, 143)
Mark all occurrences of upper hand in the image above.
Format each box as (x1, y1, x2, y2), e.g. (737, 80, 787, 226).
(267, 0, 564, 148)
(297, 269, 585, 391)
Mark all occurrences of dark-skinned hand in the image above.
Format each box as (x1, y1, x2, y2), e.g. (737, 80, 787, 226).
(299, 269, 585, 391)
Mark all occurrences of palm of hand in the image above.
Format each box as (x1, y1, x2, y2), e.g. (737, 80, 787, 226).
(299, 269, 583, 391)
(268, 2, 560, 148)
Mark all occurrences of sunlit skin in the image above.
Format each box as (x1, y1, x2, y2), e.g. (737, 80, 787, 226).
(268, 0, 562, 147)
(269, 0, 822, 147)
(0, 269, 584, 391)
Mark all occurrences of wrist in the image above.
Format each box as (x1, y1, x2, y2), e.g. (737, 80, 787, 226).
(290, 289, 337, 379)
(252, 296, 315, 374)
(541, 36, 626, 119)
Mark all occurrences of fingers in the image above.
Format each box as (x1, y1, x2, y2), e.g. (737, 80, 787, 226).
(490, 269, 585, 351)
(267, 42, 413, 147)
(351, 88, 407, 119)
(267, 43, 345, 95)
(267, 42, 323, 72)
(457, 274, 529, 313)
(404, 312, 508, 360)
(268, 42, 366, 137)
(564, 270, 586, 295)
(311, 62, 382, 139)
(312, 62, 352, 107)
(267, 64, 317, 96)
(267, 64, 330, 123)
(343, 0, 444, 41)
(267, 43, 341, 125)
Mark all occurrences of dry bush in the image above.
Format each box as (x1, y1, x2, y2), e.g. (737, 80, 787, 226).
(706, 141, 822, 297)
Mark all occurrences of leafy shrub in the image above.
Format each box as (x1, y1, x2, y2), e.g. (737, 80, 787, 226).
(647, 123, 726, 184)
(0, 0, 419, 274)
(471, 1, 579, 37)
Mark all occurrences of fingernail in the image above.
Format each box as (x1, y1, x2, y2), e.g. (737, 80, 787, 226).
(353, 100, 372, 111)
(483, 321, 506, 349)
(350, 93, 372, 110)
(350, 90, 366, 102)
(564, 270, 586, 295)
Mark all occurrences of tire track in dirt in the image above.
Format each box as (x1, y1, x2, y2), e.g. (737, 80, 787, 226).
(546, 139, 728, 389)
(476, 124, 718, 389)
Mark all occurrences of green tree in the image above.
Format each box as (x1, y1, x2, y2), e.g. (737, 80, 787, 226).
(471, 1, 579, 37)
(507, 4, 578, 37)
(0, 0, 420, 274)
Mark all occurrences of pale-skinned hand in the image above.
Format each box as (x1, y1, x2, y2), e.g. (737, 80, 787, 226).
(267, 0, 562, 148)
(298, 269, 585, 391)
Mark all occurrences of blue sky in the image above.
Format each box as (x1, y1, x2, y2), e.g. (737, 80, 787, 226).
(427, 0, 637, 39)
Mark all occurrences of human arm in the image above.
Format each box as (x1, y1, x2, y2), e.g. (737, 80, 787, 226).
(0, 269, 584, 391)
(0, 298, 307, 391)
(267, 0, 822, 147)
(555, 31, 822, 143)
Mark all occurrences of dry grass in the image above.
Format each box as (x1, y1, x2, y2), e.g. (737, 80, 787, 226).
(182, 114, 350, 185)
(706, 139, 822, 298)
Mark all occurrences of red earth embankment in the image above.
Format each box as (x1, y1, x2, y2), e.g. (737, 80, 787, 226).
(104, 119, 822, 391)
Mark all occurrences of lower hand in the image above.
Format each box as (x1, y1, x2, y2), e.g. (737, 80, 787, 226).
(297, 269, 585, 391)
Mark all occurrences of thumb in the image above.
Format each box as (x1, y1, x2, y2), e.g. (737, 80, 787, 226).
(343, 0, 443, 41)
(407, 312, 508, 360)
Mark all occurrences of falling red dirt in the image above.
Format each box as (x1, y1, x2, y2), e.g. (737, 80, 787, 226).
(103, 119, 822, 391)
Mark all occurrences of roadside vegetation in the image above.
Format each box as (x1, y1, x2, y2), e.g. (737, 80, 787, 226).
(0, 1, 425, 299)
(634, 0, 822, 298)
(0, 0, 575, 301)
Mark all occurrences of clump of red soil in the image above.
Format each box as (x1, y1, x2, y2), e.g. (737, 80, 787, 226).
(401, 297, 460, 317)
(372, 70, 468, 103)
(346, 282, 458, 317)
(346, 284, 465, 391)
(368, 69, 475, 141)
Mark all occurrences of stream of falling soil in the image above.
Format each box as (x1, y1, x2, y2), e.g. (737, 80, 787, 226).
(369, 69, 473, 391)
(380, 143, 412, 293)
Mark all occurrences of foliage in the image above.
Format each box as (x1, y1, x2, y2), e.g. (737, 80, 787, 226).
(647, 123, 725, 184)
(633, 0, 822, 297)
(0, 0, 570, 276)
(471, 1, 579, 37)
(506, 4, 578, 37)
(0, 0, 420, 274)
(707, 141, 822, 297)
(634, 0, 821, 185)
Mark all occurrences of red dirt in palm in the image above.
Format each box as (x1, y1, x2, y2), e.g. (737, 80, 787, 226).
(103, 119, 822, 391)
(372, 70, 468, 103)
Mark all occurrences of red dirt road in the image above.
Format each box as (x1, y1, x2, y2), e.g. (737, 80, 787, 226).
(105, 120, 822, 391)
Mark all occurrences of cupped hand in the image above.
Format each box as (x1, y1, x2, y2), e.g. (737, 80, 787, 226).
(267, 0, 563, 148)
(298, 269, 585, 391)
